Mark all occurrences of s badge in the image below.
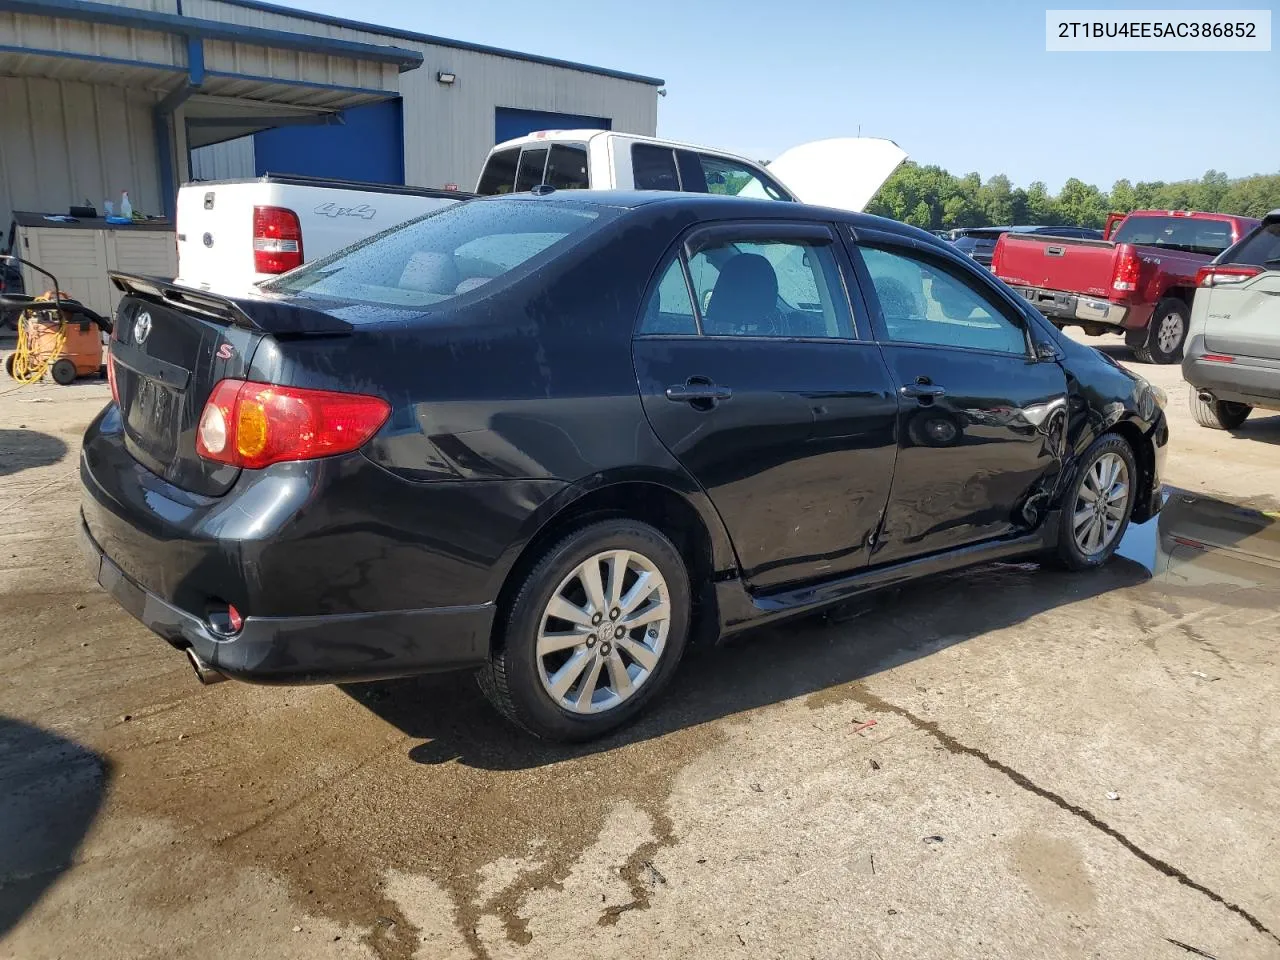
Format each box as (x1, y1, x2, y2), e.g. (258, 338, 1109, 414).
(216, 343, 235, 360)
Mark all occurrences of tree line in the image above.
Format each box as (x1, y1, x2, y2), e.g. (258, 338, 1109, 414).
(864, 164, 1280, 231)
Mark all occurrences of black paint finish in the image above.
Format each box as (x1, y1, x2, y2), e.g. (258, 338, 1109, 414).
(82, 191, 1168, 684)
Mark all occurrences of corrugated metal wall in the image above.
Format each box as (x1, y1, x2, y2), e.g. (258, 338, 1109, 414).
(189, 136, 255, 181)
(0, 76, 162, 234)
(0, 10, 183, 68)
(182, 0, 659, 191)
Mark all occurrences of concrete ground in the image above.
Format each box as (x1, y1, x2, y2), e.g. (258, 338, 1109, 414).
(2, 330, 1278, 960)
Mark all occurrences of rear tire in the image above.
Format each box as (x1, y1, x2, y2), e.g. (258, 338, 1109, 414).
(50, 358, 77, 385)
(1136, 298, 1189, 365)
(1054, 433, 1138, 571)
(1189, 385, 1251, 430)
(478, 519, 690, 742)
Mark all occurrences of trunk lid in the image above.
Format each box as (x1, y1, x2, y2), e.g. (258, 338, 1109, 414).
(107, 274, 352, 496)
(753, 137, 908, 213)
(993, 233, 1118, 298)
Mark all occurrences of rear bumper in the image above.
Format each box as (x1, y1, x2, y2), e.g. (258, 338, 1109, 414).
(79, 514, 492, 683)
(1182, 338, 1280, 409)
(1008, 285, 1150, 331)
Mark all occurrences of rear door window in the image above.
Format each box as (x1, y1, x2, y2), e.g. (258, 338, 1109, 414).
(515, 148, 549, 192)
(544, 143, 589, 190)
(652, 232, 853, 339)
(477, 148, 520, 195)
(631, 144, 681, 191)
(1219, 221, 1280, 267)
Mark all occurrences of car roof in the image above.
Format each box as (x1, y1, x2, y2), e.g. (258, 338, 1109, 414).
(481, 189, 938, 242)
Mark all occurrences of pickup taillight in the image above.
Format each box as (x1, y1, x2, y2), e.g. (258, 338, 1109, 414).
(989, 235, 1006, 276)
(1195, 264, 1262, 287)
(253, 206, 304, 274)
(1110, 244, 1141, 295)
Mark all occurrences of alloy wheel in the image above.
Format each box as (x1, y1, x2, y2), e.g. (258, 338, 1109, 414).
(535, 549, 670, 714)
(1156, 311, 1184, 355)
(1072, 452, 1130, 555)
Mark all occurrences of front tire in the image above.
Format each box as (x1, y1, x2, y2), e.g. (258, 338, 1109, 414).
(1189, 385, 1251, 430)
(1055, 433, 1138, 571)
(479, 519, 690, 742)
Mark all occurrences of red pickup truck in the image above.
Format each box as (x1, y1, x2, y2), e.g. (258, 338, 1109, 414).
(991, 210, 1260, 363)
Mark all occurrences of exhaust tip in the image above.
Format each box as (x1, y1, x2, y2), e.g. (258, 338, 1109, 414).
(1197, 390, 1216, 404)
(186, 648, 227, 685)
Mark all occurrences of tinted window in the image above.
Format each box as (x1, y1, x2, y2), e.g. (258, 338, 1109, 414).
(476, 148, 519, 196)
(698, 154, 790, 200)
(1220, 221, 1280, 267)
(638, 258, 698, 335)
(1112, 215, 1235, 255)
(861, 246, 1026, 354)
(544, 143, 589, 190)
(515, 148, 548, 192)
(631, 144, 680, 191)
(267, 200, 607, 308)
(689, 238, 852, 338)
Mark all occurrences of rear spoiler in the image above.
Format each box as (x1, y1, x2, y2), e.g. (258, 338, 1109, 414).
(109, 273, 353, 336)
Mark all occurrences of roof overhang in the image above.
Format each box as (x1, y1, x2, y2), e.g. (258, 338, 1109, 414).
(0, 0, 420, 123)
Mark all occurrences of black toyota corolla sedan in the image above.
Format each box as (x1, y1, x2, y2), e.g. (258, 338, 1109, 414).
(80, 191, 1168, 741)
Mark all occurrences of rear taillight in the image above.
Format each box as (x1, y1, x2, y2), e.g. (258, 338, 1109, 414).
(106, 351, 119, 406)
(989, 235, 1006, 276)
(1110, 244, 1140, 294)
(1195, 264, 1262, 287)
(252, 205, 303, 274)
(195, 379, 390, 469)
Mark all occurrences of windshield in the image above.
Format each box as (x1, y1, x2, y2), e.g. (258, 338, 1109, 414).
(266, 199, 608, 308)
(1112, 215, 1235, 256)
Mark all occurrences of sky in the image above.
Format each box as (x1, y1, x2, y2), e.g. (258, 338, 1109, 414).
(270, 0, 1278, 192)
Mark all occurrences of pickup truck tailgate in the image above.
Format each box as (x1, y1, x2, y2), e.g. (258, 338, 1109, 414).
(994, 234, 1117, 298)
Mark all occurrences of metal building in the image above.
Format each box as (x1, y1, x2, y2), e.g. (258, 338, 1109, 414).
(0, 0, 663, 231)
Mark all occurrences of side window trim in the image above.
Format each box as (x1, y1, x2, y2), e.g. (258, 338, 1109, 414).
(689, 221, 858, 341)
(635, 222, 865, 341)
(843, 230, 1035, 358)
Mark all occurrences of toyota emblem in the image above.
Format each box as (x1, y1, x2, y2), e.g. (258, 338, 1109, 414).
(133, 311, 152, 344)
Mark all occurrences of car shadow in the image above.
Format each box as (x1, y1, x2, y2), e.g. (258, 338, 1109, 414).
(344, 559, 1146, 772)
(1226, 414, 1280, 445)
(0, 429, 68, 478)
(346, 490, 1277, 773)
(0, 716, 111, 937)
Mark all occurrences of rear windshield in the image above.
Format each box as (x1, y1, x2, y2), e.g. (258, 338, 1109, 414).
(477, 143, 590, 196)
(1218, 220, 1280, 267)
(1111, 215, 1235, 256)
(265, 199, 608, 308)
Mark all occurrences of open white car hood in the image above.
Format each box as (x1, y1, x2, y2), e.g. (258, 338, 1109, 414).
(746, 137, 907, 213)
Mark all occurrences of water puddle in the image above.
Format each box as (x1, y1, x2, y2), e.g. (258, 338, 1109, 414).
(1116, 488, 1280, 603)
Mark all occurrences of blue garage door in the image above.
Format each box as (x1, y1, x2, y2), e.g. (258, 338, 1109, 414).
(495, 107, 612, 144)
(254, 99, 405, 185)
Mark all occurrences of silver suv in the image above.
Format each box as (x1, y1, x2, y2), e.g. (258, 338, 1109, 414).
(1184, 210, 1280, 430)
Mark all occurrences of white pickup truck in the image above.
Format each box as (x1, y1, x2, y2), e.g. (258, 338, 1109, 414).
(175, 174, 466, 291)
(176, 135, 907, 293)
(476, 130, 907, 214)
